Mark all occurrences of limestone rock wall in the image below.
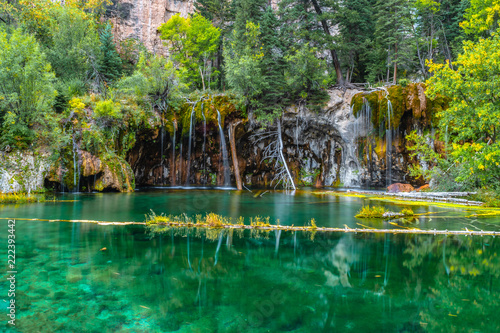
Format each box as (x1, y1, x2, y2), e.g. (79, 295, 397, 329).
(0, 152, 50, 193)
(106, 0, 194, 54)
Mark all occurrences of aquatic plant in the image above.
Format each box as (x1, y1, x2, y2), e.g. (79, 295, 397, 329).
(401, 208, 414, 216)
(0, 193, 45, 204)
(355, 205, 387, 218)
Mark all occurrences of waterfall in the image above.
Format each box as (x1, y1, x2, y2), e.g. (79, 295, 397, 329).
(160, 126, 164, 185)
(295, 116, 299, 154)
(72, 135, 80, 192)
(61, 168, 65, 193)
(171, 124, 176, 186)
(353, 100, 372, 140)
(185, 104, 196, 186)
(201, 104, 207, 185)
(386, 100, 393, 187)
(179, 141, 183, 184)
(217, 110, 231, 187)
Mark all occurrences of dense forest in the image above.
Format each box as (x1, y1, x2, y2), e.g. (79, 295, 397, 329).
(0, 0, 499, 200)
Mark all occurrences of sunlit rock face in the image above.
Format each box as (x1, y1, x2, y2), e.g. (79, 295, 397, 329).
(0, 152, 49, 193)
(105, 0, 194, 54)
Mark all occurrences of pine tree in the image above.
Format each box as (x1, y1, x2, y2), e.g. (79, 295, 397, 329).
(333, 0, 376, 82)
(99, 23, 122, 83)
(370, 0, 414, 83)
(255, 6, 288, 120)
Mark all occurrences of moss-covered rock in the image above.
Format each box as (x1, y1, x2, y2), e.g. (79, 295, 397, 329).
(350, 83, 449, 130)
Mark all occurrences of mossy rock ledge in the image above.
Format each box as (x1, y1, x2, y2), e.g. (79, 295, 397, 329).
(47, 151, 134, 192)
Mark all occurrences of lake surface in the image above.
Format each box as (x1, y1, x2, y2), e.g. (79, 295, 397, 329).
(1, 189, 499, 332)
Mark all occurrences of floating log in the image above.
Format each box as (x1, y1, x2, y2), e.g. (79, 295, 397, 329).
(3, 217, 498, 236)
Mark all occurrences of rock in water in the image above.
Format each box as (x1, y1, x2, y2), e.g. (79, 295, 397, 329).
(416, 184, 430, 192)
(387, 183, 415, 193)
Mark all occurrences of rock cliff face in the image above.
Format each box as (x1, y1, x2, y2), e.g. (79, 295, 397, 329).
(0, 152, 50, 193)
(105, 0, 194, 54)
(126, 88, 426, 189)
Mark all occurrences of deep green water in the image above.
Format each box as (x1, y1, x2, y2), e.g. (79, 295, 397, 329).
(1, 189, 499, 332)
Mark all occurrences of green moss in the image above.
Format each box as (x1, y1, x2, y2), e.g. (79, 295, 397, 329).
(387, 85, 405, 128)
(351, 93, 365, 116)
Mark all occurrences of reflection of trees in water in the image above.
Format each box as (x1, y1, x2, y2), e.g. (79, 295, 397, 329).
(82, 226, 500, 332)
(403, 235, 500, 332)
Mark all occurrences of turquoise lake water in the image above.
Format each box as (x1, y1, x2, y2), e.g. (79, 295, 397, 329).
(1, 189, 499, 332)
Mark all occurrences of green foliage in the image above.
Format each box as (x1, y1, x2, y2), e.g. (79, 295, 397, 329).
(0, 193, 45, 204)
(355, 205, 387, 218)
(118, 51, 187, 115)
(0, 27, 57, 149)
(426, 27, 500, 192)
(93, 99, 122, 120)
(159, 13, 221, 89)
(43, 5, 100, 83)
(98, 22, 122, 83)
(461, 0, 500, 37)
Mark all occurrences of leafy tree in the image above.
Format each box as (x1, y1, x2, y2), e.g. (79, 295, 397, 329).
(159, 13, 221, 90)
(422, 29, 500, 191)
(0, 28, 56, 148)
(461, 0, 500, 37)
(118, 52, 187, 115)
(223, 21, 265, 113)
(413, 0, 467, 78)
(44, 6, 100, 83)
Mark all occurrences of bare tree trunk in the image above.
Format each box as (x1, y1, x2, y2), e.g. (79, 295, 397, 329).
(229, 120, 243, 190)
(309, 0, 344, 85)
(277, 120, 296, 190)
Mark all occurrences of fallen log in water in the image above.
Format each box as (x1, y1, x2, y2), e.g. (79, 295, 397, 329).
(383, 192, 482, 205)
(2, 216, 498, 236)
(147, 221, 500, 236)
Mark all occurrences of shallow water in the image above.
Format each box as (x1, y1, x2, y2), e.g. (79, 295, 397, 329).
(1, 189, 499, 332)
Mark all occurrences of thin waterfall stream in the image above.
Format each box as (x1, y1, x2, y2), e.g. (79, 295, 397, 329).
(217, 110, 231, 187)
(185, 104, 197, 186)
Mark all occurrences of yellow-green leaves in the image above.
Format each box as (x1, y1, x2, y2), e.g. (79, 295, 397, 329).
(426, 26, 500, 188)
(461, 0, 500, 36)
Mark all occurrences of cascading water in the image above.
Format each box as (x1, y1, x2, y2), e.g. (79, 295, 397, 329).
(179, 141, 183, 184)
(72, 135, 80, 192)
(386, 99, 393, 187)
(160, 126, 164, 184)
(345, 100, 373, 187)
(296, 116, 299, 154)
(201, 104, 207, 185)
(217, 110, 231, 187)
(171, 124, 176, 185)
(185, 104, 196, 186)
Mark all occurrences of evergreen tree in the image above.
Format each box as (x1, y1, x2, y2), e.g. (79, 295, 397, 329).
(370, 0, 414, 83)
(99, 22, 122, 83)
(333, 0, 376, 82)
(255, 6, 288, 120)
